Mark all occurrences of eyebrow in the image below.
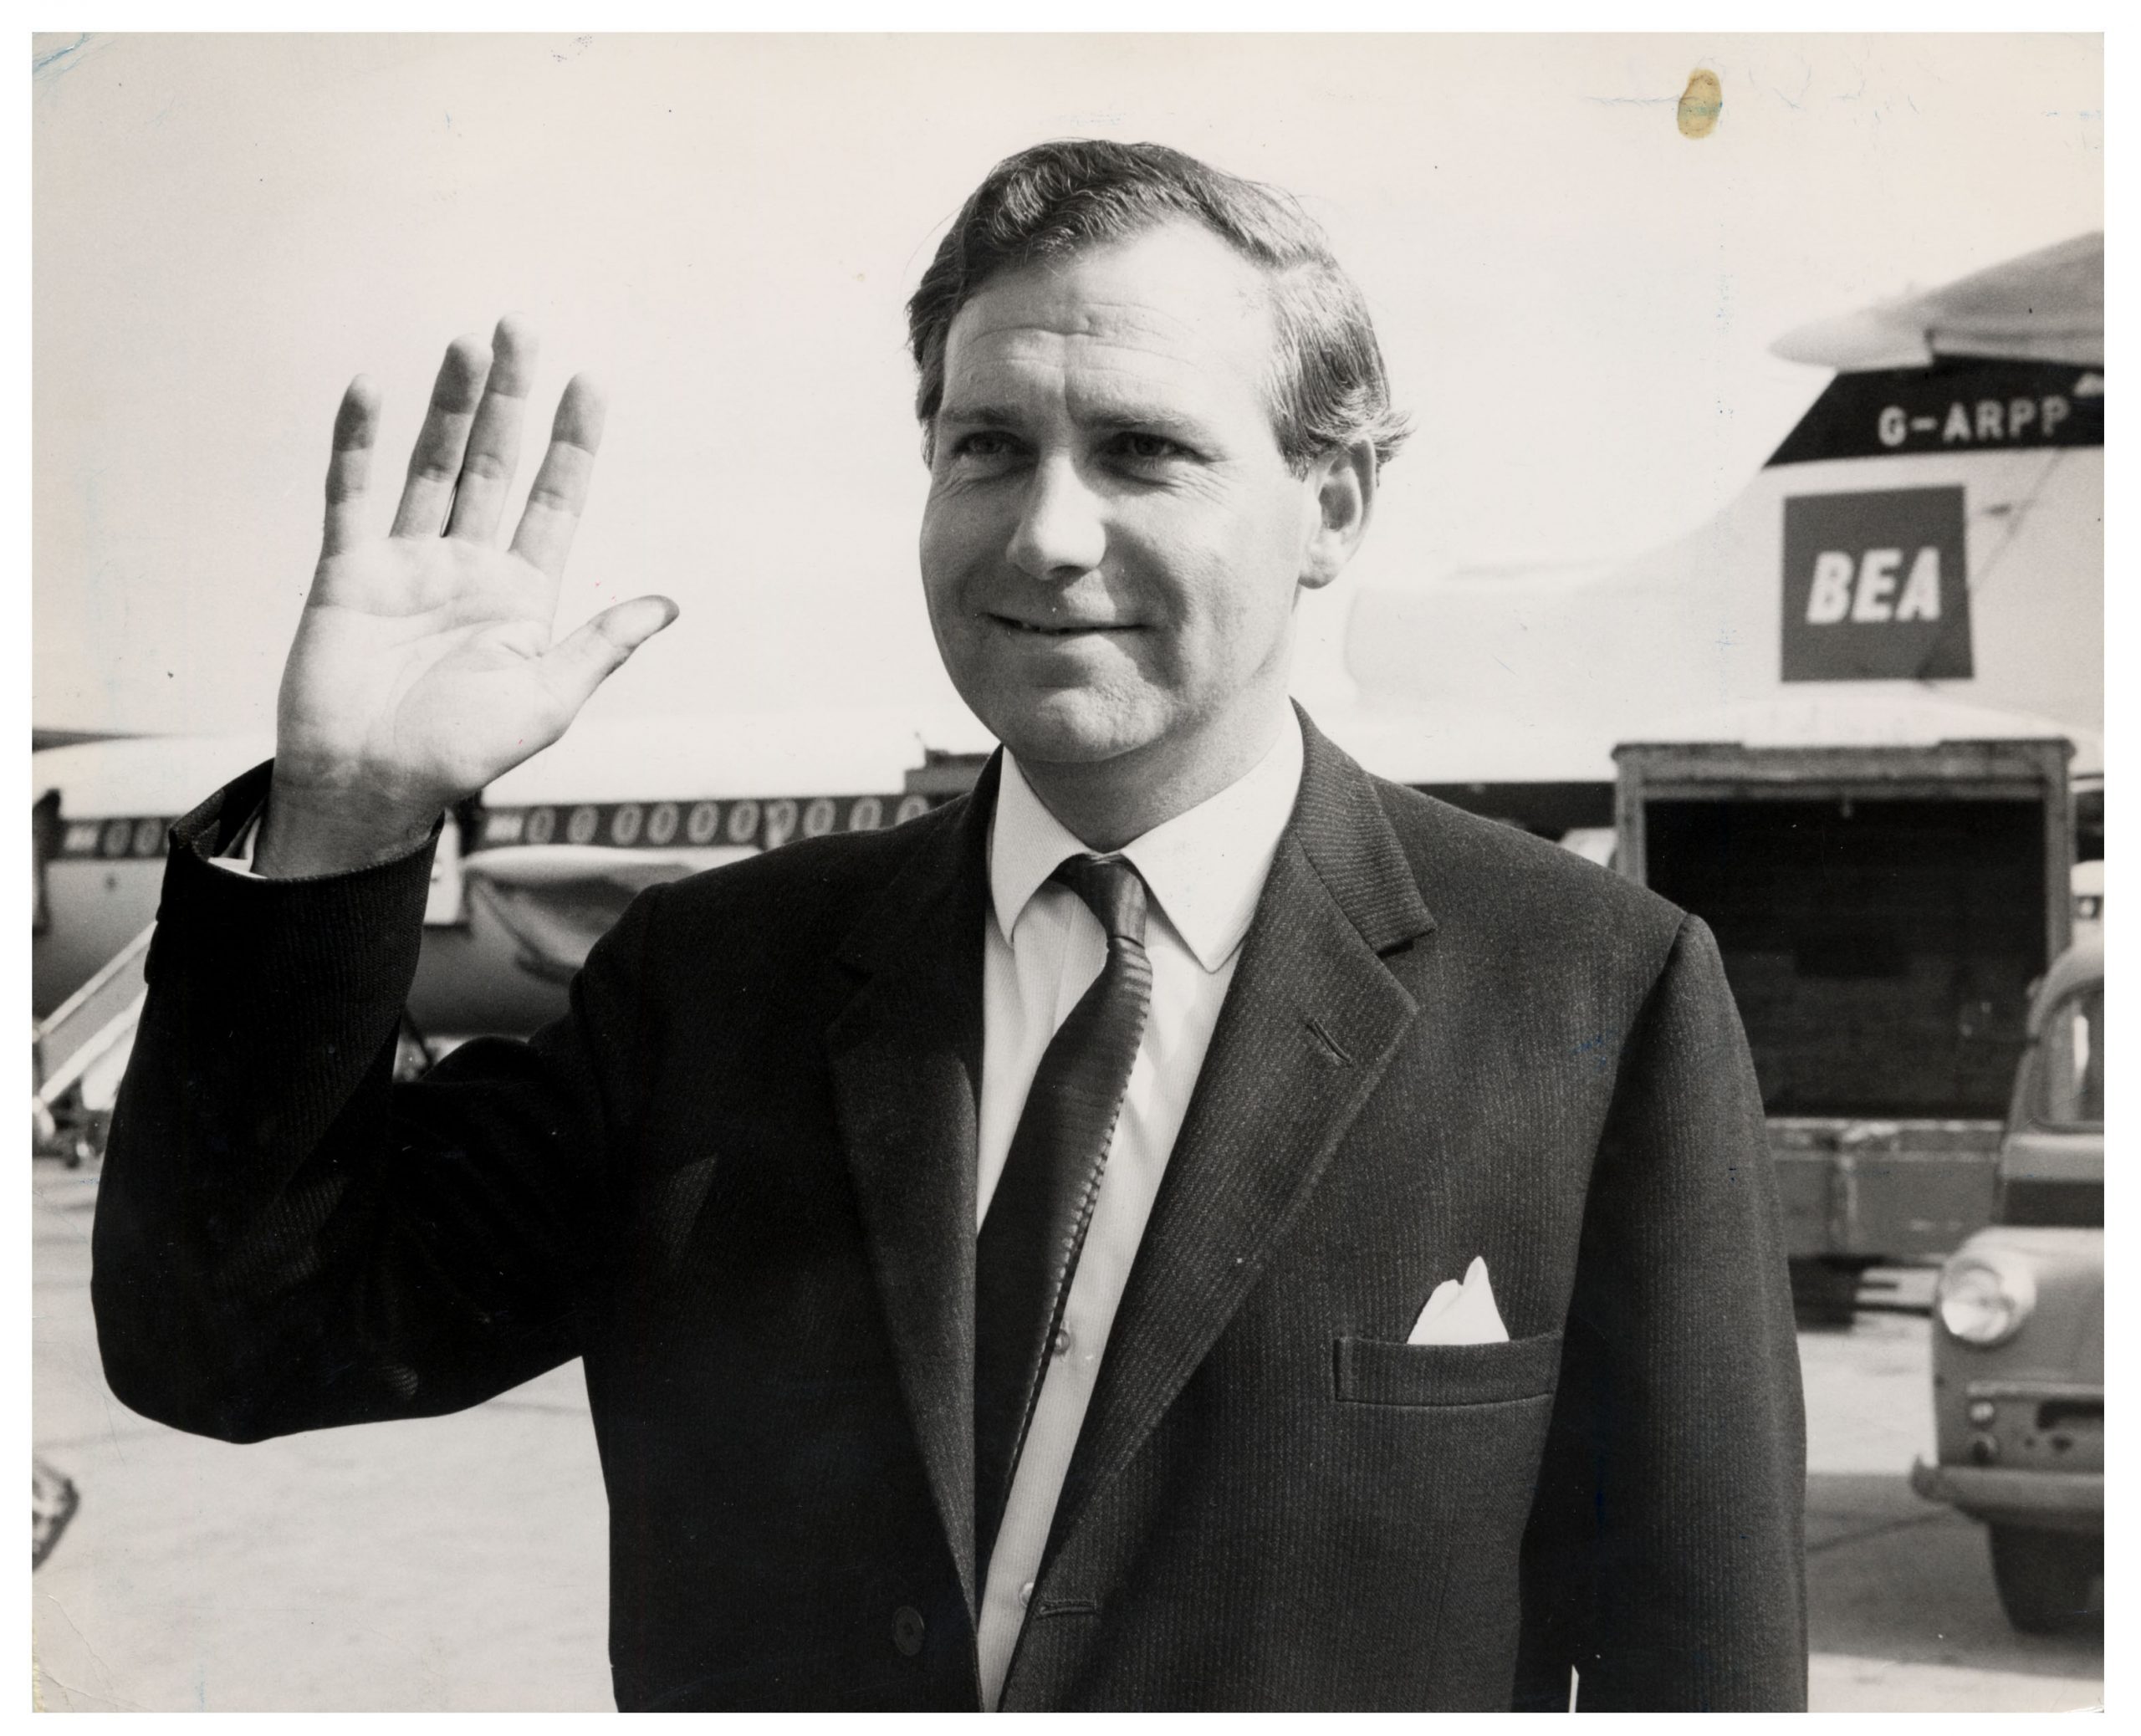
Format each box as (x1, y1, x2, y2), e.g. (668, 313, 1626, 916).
(934, 400, 1210, 441)
(933, 401, 1025, 430)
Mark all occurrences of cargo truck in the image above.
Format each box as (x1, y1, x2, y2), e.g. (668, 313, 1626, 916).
(1612, 736, 2074, 1324)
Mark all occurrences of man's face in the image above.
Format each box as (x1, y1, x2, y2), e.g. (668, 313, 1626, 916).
(919, 222, 1334, 786)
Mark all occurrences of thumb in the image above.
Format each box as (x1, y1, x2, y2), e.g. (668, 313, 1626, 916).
(539, 595, 681, 712)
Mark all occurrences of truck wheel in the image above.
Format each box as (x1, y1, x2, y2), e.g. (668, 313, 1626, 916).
(1789, 1258, 1862, 1329)
(1989, 1525, 2101, 1632)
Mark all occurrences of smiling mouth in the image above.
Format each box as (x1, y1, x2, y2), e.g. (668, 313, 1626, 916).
(989, 614, 1132, 636)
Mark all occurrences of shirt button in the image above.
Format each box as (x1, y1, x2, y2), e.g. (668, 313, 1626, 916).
(892, 1605, 925, 1657)
(1019, 1581, 1035, 1609)
(1052, 1326, 1073, 1358)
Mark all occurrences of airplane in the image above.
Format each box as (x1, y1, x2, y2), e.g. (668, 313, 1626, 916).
(1331, 231, 2103, 850)
(31, 707, 994, 1153)
(33, 231, 2103, 1149)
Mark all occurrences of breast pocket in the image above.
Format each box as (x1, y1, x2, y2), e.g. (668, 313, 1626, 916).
(1331, 1330, 1564, 1408)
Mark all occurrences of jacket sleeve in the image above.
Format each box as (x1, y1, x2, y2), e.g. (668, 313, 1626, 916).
(92, 761, 662, 1443)
(1512, 912, 1808, 1711)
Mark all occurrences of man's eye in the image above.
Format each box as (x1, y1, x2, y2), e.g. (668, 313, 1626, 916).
(950, 431, 1017, 461)
(1113, 432, 1188, 462)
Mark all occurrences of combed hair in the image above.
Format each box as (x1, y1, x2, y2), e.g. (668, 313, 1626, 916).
(907, 140, 1411, 475)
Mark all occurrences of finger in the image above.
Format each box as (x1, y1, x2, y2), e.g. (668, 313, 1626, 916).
(445, 314, 540, 544)
(322, 375, 382, 558)
(537, 595, 679, 716)
(390, 334, 493, 539)
(509, 373, 608, 581)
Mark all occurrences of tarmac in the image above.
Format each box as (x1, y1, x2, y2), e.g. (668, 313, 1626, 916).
(31, 1161, 2105, 1712)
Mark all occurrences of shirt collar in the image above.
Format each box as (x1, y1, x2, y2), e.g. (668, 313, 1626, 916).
(989, 709, 1306, 974)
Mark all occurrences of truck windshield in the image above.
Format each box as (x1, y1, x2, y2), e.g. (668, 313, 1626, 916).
(2036, 983, 2104, 1127)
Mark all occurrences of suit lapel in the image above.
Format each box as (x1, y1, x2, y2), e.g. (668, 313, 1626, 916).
(1042, 716, 1437, 1569)
(825, 758, 999, 1617)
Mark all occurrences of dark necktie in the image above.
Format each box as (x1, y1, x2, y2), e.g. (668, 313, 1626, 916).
(973, 853, 1153, 1582)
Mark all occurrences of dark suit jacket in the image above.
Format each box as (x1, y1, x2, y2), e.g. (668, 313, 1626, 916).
(93, 712, 1806, 1711)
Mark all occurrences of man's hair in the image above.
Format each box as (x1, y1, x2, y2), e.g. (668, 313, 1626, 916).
(907, 139, 1411, 475)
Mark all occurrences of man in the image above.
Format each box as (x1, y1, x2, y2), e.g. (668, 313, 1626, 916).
(93, 140, 1806, 1711)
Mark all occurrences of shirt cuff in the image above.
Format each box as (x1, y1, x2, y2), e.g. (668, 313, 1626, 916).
(204, 790, 442, 881)
(209, 803, 266, 878)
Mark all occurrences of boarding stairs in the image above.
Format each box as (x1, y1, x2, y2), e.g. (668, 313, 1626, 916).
(33, 921, 153, 1156)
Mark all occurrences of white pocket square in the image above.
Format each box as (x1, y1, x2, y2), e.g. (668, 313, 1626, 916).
(1407, 1255, 1509, 1345)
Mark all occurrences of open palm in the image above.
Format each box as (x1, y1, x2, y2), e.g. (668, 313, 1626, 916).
(265, 319, 675, 873)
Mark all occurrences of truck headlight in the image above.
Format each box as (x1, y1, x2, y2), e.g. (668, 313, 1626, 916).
(1935, 1252, 2037, 1346)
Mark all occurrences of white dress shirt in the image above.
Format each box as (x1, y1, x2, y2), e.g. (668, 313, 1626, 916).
(973, 711, 1304, 1708)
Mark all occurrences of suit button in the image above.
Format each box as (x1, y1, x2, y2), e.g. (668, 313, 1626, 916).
(892, 1605, 925, 1657)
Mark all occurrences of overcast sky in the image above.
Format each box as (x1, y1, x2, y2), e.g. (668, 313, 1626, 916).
(33, 32, 2103, 738)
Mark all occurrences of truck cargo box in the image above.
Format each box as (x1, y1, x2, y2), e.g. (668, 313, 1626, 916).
(1613, 738, 2073, 1293)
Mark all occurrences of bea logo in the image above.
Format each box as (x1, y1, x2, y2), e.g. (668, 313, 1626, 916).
(1803, 546, 1942, 626)
(1781, 487, 1972, 682)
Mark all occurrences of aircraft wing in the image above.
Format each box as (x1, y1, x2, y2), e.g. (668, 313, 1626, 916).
(459, 845, 754, 984)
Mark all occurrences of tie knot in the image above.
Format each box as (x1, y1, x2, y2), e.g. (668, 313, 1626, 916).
(1051, 853, 1148, 945)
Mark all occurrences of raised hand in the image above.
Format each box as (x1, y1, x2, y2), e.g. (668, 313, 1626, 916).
(258, 318, 677, 876)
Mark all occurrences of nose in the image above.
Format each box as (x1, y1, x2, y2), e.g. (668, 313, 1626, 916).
(1005, 455, 1106, 581)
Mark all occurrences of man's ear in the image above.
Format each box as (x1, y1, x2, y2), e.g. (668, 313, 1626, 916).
(1298, 439, 1377, 590)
